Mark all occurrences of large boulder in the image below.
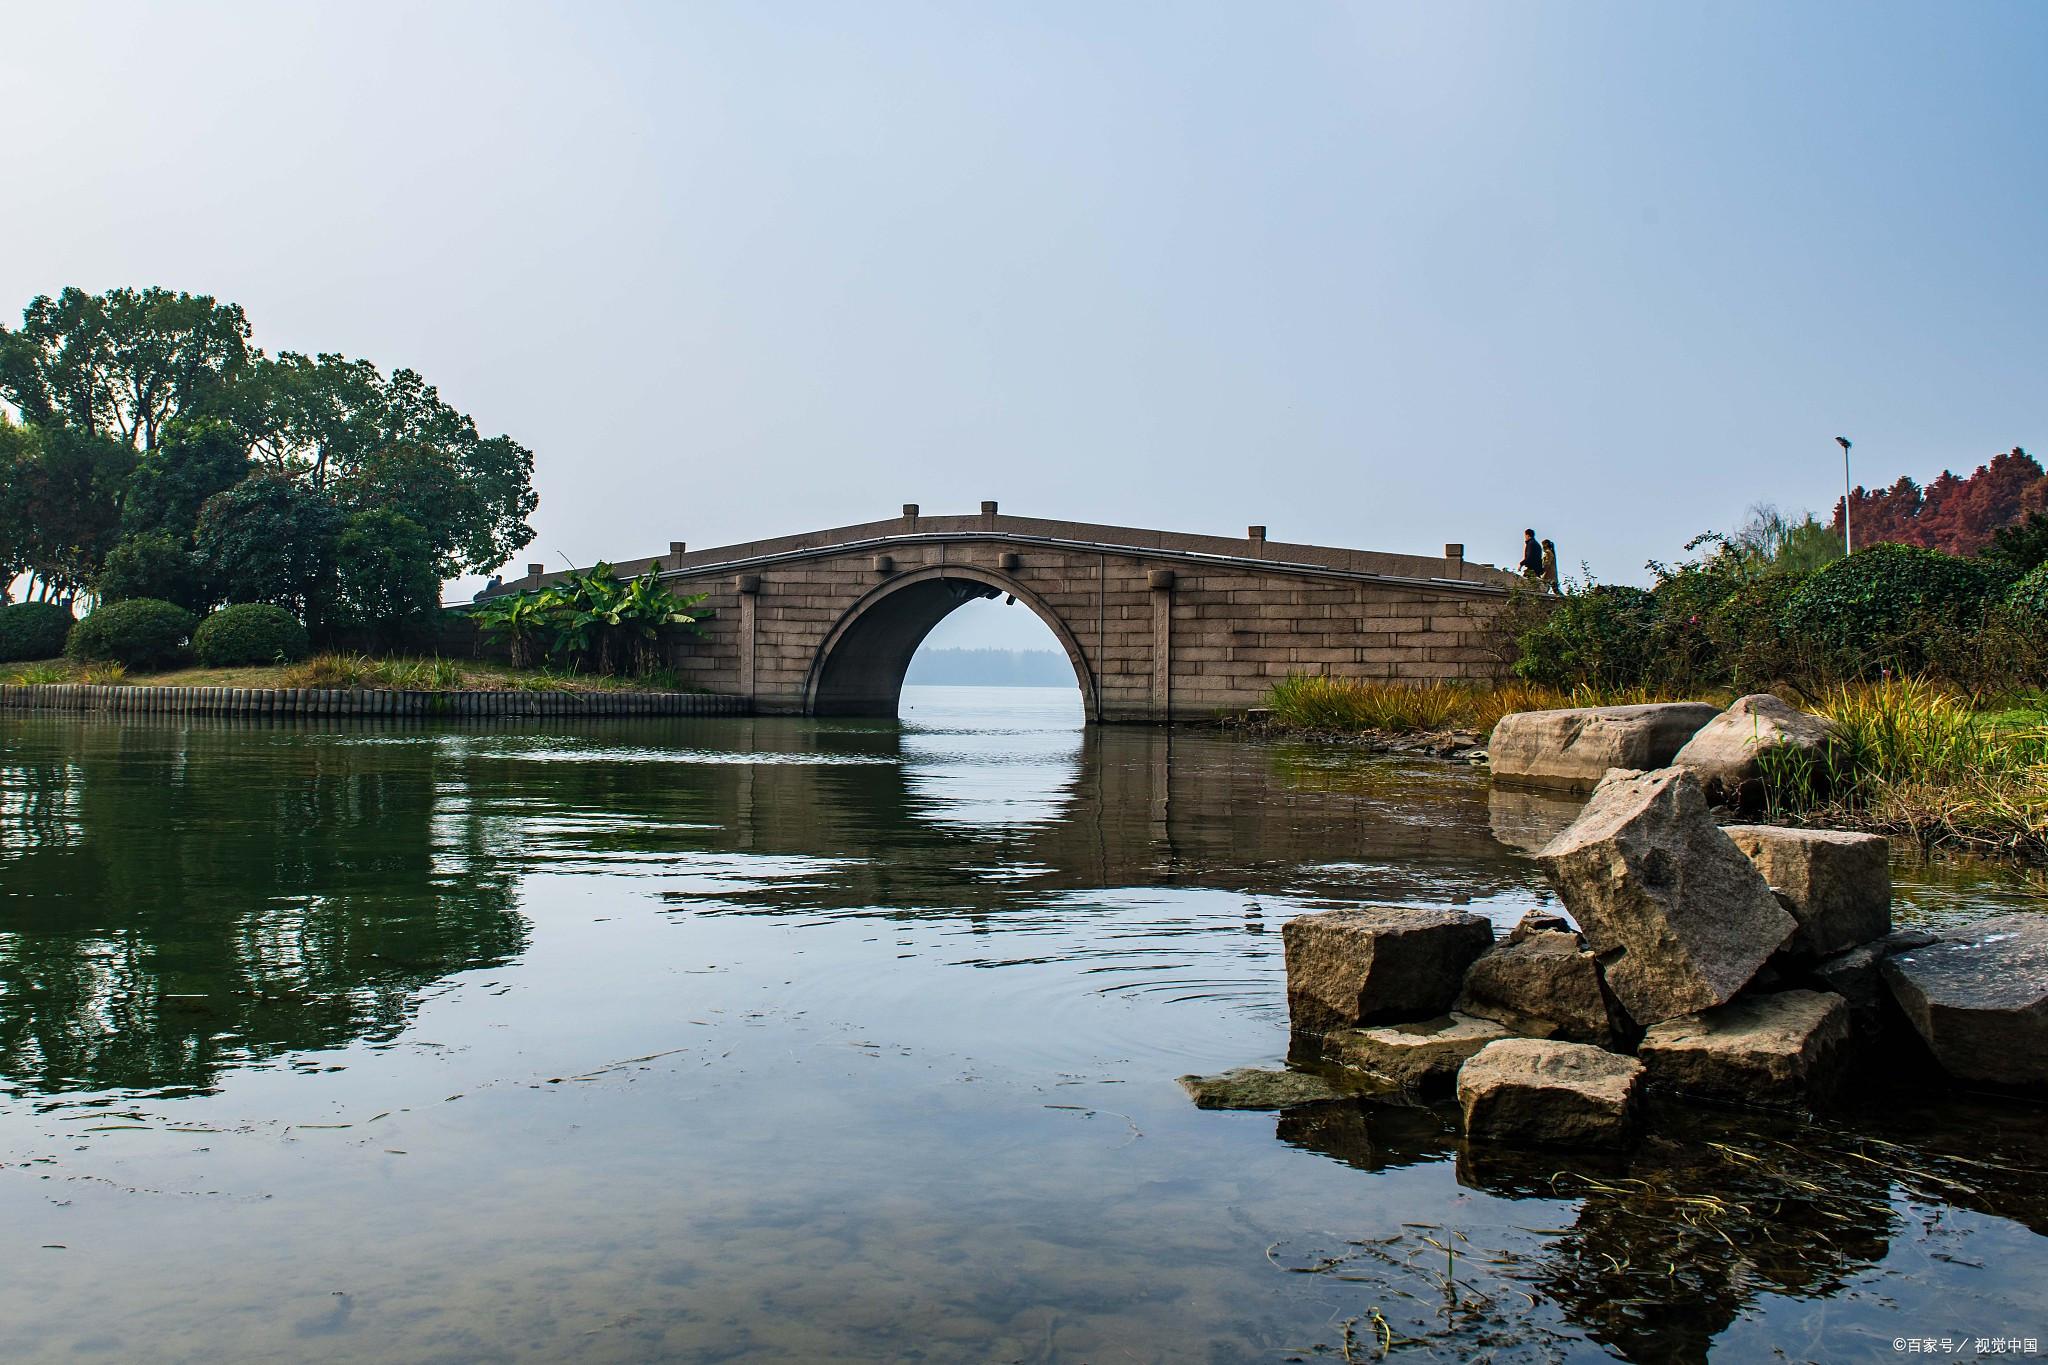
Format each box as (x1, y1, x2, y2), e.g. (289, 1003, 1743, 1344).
(1536, 767, 1797, 1025)
(1725, 826, 1891, 958)
(1670, 693, 1845, 809)
(1489, 703, 1720, 794)
(1455, 929, 1621, 1046)
(1323, 1013, 1511, 1091)
(1882, 915, 2048, 1093)
(1456, 1038, 1644, 1150)
(1638, 989, 1853, 1110)
(1282, 907, 1495, 1034)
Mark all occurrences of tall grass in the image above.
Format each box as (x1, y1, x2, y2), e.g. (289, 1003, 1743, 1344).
(1264, 674, 1694, 737)
(1806, 680, 2048, 857)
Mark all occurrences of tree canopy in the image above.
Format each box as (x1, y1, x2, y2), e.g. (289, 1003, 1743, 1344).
(0, 286, 537, 631)
(1833, 448, 2048, 557)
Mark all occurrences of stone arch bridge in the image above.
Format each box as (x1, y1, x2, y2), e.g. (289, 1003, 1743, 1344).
(487, 505, 1524, 722)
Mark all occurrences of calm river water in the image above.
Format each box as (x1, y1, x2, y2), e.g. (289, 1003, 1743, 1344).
(0, 686, 2043, 1363)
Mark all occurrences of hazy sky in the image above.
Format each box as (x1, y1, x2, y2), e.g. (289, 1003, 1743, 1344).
(3, 2, 2043, 650)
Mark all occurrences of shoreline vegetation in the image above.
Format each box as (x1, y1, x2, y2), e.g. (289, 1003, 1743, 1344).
(1261, 673, 2048, 865)
(1248, 484, 2048, 866)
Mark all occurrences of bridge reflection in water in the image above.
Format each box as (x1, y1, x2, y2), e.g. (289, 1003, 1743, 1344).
(0, 697, 1532, 1101)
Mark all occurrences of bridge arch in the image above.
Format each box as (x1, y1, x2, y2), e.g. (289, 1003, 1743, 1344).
(805, 565, 1097, 718)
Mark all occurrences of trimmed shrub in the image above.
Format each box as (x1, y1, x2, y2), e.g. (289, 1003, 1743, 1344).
(1780, 543, 2007, 678)
(2008, 562, 2048, 618)
(1512, 585, 1658, 689)
(65, 599, 196, 670)
(0, 601, 77, 662)
(193, 603, 311, 667)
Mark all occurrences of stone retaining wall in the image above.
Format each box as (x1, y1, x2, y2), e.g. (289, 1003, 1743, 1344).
(0, 684, 749, 720)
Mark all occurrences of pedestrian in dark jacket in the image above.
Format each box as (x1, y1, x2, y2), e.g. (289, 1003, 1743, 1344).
(1520, 529, 1544, 579)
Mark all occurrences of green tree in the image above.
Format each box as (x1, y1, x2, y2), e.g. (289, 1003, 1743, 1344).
(1981, 512, 2048, 577)
(3, 423, 136, 601)
(192, 474, 343, 629)
(0, 286, 252, 450)
(246, 353, 536, 575)
(97, 532, 204, 610)
(121, 416, 251, 540)
(337, 508, 442, 643)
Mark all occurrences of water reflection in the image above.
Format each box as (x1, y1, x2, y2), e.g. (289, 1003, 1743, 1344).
(0, 718, 524, 1099)
(0, 689, 2040, 1364)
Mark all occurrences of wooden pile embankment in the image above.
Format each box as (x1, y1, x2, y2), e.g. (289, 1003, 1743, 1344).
(0, 684, 749, 719)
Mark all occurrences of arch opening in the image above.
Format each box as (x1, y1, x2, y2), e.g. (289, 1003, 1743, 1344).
(808, 569, 1093, 719)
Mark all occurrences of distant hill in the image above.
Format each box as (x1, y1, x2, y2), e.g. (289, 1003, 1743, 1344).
(903, 648, 1075, 687)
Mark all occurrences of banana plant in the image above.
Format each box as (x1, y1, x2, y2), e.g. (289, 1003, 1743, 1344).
(476, 563, 707, 675)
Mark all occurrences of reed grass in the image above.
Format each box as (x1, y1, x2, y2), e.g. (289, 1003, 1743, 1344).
(1803, 680, 2048, 858)
(1264, 674, 1696, 738)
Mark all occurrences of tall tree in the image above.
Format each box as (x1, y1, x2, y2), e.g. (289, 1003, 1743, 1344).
(1833, 448, 2048, 557)
(0, 287, 252, 450)
(121, 416, 253, 540)
(2, 425, 136, 601)
(249, 354, 536, 575)
(192, 474, 343, 627)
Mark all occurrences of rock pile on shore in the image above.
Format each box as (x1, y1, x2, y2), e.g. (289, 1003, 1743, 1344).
(1185, 711, 2047, 1147)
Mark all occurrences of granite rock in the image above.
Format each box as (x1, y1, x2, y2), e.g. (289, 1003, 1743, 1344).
(1638, 989, 1853, 1109)
(1671, 693, 1845, 810)
(1176, 1067, 1358, 1110)
(1724, 825, 1891, 958)
(1882, 915, 2048, 1093)
(1455, 930, 1619, 1045)
(1536, 767, 1797, 1025)
(1323, 1013, 1512, 1091)
(1456, 1038, 1645, 1150)
(1489, 703, 1720, 794)
(1283, 906, 1495, 1034)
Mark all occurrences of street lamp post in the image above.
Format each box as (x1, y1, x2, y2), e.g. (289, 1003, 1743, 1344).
(1836, 437, 1853, 554)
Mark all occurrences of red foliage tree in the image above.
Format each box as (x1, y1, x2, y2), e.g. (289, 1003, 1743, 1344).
(1832, 448, 2047, 556)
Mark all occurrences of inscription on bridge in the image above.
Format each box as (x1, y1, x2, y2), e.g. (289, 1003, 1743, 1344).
(492, 507, 1524, 722)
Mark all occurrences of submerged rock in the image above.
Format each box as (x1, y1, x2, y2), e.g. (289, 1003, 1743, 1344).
(1175, 1067, 1358, 1110)
(1671, 693, 1844, 809)
(1882, 915, 2048, 1093)
(1536, 767, 1797, 1026)
(1323, 1013, 1511, 1091)
(1808, 928, 1940, 1021)
(1724, 825, 1891, 958)
(1282, 906, 1495, 1034)
(1455, 929, 1620, 1046)
(1489, 703, 1720, 794)
(1457, 1038, 1645, 1150)
(1637, 989, 1853, 1109)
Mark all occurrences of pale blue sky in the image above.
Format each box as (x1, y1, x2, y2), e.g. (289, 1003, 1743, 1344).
(2, 3, 2041, 649)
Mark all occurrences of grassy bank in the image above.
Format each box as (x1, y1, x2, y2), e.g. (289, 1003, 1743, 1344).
(1265, 673, 2048, 862)
(1264, 674, 1703, 738)
(0, 653, 703, 694)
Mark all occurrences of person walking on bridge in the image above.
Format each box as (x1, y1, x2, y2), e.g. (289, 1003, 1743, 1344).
(1540, 538, 1560, 593)
(1520, 529, 1544, 580)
